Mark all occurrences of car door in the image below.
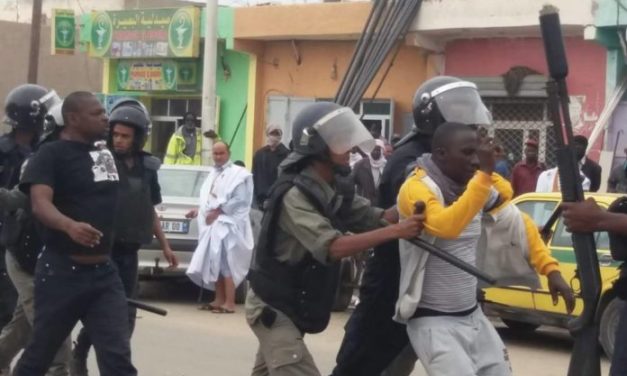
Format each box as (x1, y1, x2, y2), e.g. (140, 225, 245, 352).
(532, 202, 621, 315)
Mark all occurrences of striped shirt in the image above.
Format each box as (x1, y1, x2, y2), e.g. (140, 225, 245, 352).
(418, 191, 498, 313)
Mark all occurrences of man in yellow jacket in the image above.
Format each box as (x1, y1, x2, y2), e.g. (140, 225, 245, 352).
(395, 122, 574, 376)
(164, 112, 202, 165)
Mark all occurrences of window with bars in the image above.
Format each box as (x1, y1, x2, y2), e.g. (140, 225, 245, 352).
(483, 97, 556, 169)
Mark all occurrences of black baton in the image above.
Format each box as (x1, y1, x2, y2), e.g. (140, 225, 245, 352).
(127, 298, 168, 316)
(410, 201, 497, 285)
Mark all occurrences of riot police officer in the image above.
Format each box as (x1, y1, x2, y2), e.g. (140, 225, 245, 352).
(0, 100, 70, 376)
(70, 99, 178, 376)
(0, 84, 59, 334)
(331, 76, 493, 376)
(245, 102, 425, 375)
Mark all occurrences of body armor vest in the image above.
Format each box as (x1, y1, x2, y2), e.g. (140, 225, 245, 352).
(248, 173, 352, 334)
(113, 154, 159, 245)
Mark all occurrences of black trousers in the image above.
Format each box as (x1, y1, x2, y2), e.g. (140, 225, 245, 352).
(13, 250, 136, 376)
(331, 241, 411, 376)
(0, 248, 18, 330)
(74, 243, 140, 359)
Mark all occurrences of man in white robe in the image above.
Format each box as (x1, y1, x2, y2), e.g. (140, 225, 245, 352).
(535, 166, 590, 193)
(186, 142, 254, 313)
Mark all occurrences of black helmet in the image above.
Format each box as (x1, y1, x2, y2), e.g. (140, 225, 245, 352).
(281, 102, 374, 172)
(412, 76, 492, 136)
(109, 97, 152, 133)
(4, 84, 60, 132)
(108, 104, 150, 151)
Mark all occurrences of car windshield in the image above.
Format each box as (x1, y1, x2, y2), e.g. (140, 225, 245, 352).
(158, 168, 209, 199)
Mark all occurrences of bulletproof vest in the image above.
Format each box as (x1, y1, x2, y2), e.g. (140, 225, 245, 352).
(0, 135, 29, 189)
(248, 172, 351, 334)
(0, 136, 33, 261)
(608, 196, 627, 261)
(113, 155, 160, 245)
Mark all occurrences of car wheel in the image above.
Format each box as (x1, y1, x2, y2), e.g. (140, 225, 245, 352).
(600, 297, 624, 359)
(235, 280, 249, 305)
(332, 259, 355, 312)
(502, 319, 540, 333)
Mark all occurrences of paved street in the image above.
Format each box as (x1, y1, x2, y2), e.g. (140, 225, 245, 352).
(70, 280, 611, 376)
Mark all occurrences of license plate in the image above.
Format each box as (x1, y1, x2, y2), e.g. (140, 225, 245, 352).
(161, 219, 189, 234)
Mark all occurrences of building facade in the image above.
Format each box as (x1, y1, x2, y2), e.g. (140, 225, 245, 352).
(410, 0, 605, 169)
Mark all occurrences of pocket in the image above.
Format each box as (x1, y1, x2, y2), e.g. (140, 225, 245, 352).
(269, 341, 304, 369)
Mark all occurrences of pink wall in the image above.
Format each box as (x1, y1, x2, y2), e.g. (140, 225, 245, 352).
(445, 37, 606, 159)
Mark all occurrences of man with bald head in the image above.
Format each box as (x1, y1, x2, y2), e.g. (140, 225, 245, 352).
(13, 91, 136, 375)
(186, 141, 254, 313)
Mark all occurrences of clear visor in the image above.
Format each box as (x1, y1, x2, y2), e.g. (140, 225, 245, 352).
(36, 90, 62, 116)
(434, 87, 492, 126)
(311, 107, 375, 154)
(43, 102, 64, 134)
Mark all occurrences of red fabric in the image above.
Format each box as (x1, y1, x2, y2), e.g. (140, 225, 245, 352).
(511, 161, 545, 197)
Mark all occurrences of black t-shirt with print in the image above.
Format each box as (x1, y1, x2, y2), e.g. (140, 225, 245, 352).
(20, 140, 120, 255)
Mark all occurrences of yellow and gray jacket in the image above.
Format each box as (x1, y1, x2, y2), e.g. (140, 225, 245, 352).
(164, 126, 202, 165)
(394, 169, 559, 323)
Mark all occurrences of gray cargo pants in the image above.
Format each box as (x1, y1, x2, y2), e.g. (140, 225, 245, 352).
(249, 309, 320, 376)
(0, 252, 70, 376)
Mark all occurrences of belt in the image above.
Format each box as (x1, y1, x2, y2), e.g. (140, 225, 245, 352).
(411, 304, 478, 319)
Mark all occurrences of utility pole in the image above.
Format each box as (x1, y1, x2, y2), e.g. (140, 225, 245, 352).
(201, 0, 218, 165)
(28, 0, 43, 83)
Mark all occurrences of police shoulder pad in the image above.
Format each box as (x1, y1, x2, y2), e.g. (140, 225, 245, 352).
(143, 155, 161, 171)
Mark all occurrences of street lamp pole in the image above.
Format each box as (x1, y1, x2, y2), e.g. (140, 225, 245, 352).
(201, 0, 219, 165)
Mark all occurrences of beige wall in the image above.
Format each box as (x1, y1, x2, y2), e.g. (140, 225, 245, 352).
(235, 2, 372, 40)
(0, 20, 102, 105)
(240, 39, 429, 151)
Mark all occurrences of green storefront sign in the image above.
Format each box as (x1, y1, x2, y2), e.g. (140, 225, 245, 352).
(90, 7, 200, 59)
(51, 9, 75, 55)
(115, 60, 201, 92)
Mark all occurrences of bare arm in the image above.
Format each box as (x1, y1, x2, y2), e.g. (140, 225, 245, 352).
(31, 184, 74, 233)
(562, 198, 627, 235)
(328, 215, 423, 260)
(382, 206, 399, 224)
(152, 210, 178, 267)
(597, 212, 627, 236)
(152, 211, 169, 248)
(30, 184, 102, 247)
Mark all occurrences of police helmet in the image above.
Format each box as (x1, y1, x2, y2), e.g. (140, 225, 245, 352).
(4, 84, 61, 132)
(280, 102, 374, 171)
(109, 97, 152, 135)
(108, 105, 151, 151)
(412, 76, 492, 136)
(39, 100, 64, 145)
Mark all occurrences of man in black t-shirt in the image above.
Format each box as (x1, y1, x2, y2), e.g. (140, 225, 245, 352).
(70, 100, 178, 375)
(13, 92, 137, 376)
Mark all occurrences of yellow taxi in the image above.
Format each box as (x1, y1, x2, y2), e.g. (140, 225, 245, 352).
(481, 192, 624, 358)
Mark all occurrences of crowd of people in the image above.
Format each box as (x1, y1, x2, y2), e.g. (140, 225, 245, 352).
(1, 73, 627, 376)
